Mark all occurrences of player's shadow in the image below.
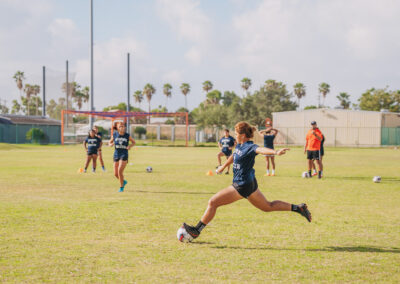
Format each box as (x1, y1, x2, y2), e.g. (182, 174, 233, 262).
(211, 245, 400, 253)
(326, 176, 372, 181)
(135, 190, 211, 195)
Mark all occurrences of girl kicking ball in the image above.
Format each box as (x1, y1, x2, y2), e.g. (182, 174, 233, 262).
(83, 129, 102, 173)
(182, 121, 311, 240)
(109, 123, 135, 192)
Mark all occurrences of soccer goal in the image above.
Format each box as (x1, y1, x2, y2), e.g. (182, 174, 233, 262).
(61, 110, 190, 146)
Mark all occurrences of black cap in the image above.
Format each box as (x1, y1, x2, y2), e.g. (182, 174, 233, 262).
(311, 121, 317, 125)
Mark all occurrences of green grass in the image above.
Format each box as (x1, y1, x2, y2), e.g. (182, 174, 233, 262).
(0, 143, 399, 283)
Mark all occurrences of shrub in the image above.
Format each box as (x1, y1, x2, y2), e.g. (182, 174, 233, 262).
(26, 128, 45, 144)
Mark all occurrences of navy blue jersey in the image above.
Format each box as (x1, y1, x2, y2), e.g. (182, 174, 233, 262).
(113, 132, 130, 156)
(96, 132, 103, 141)
(232, 141, 259, 186)
(263, 134, 275, 149)
(219, 136, 235, 152)
(85, 136, 101, 152)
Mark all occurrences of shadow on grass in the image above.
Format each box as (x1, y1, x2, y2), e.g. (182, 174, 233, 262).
(210, 245, 400, 253)
(325, 176, 400, 182)
(135, 190, 211, 195)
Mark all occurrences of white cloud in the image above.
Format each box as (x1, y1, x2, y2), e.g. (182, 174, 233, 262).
(184, 46, 201, 65)
(162, 70, 183, 85)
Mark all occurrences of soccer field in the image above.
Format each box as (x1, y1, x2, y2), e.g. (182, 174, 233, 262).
(0, 144, 399, 283)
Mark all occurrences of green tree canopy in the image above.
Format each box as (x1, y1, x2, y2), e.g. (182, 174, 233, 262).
(358, 88, 399, 112)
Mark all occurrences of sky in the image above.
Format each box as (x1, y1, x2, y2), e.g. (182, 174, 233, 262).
(1, 0, 400, 112)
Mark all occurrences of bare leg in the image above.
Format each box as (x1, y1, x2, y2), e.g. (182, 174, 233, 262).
(247, 189, 291, 212)
(312, 160, 316, 171)
(84, 155, 91, 169)
(226, 156, 230, 173)
(92, 154, 98, 170)
(308, 159, 313, 171)
(114, 161, 119, 179)
(201, 186, 243, 224)
(118, 160, 128, 187)
(317, 159, 323, 171)
(98, 150, 105, 167)
(217, 152, 224, 166)
(265, 156, 270, 171)
(271, 156, 275, 170)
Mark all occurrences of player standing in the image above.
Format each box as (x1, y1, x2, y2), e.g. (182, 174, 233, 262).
(304, 121, 323, 178)
(93, 125, 106, 172)
(312, 134, 324, 177)
(257, 126, 278, 176)
(182, 121, 311, 240)
(217, 129, 236, 175)
(109, 123, 135, 192)
(83, 129, 102, 173)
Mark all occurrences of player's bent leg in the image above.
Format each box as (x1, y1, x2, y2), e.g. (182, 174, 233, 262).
(118, 160, 127, 188)
(217, 152, 223, 167)
(113, 161, 119, 179)
(247, 189, 291, 212)
(201, 185, 243, 224)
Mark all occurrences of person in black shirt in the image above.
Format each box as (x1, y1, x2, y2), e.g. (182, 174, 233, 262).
(83, 129, 102, 173)
(257, 126, 278, 176)
(93, 126, 106, 172)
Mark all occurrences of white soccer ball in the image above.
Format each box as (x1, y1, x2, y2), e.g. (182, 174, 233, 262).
(372, 176, 381, 183)
(177, 225, 193, 243)
(146, 166, 153, 173)
(302, 171, 310, 178)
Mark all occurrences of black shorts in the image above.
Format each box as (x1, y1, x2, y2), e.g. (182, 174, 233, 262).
(307, 150, 320, 160)
(222, 150, 232, 157)
(87, 150, 98, 156)
(233, 178, 258, 199)
(113, 154, 128, 162)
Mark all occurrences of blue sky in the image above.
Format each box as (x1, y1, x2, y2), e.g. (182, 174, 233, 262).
(1, 0, 400, 112)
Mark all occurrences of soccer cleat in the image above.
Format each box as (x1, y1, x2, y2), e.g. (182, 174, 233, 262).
(119, 187, 124, 192)
(271, 173, 275, 176)
(297, 203, 312, 222)
(84, 169, 87, 173)
(123, 180, 128, 187)
(225, 171, 229, 175)
(102, 167, 106, 172)
(312, 172, 317, 176)
(183, 223, 200, 239)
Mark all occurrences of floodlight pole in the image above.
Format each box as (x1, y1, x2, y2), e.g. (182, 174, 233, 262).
(42, 66, 46, 117)
(89, 0, 94, 129)
(66, 60, 69, 127)
(127, 52, 130, 132)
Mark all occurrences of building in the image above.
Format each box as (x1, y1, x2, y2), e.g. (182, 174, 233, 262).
(0, 114, 61, 144)
(272, 109, 400, 147)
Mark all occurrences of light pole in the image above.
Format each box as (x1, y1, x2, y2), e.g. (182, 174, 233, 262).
(89, 0, 94, 128)
(127, 53, 131, 133)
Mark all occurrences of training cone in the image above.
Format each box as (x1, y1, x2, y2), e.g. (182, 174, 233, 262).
(77, 168, 84, 173)
(206, 170, 214, 176)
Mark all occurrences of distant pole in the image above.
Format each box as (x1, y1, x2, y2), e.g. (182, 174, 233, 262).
(89, 0, 94, 128)
(127, 52, 130, 132)
(42, 66, 46, 117)
(66, 60, 69, 126)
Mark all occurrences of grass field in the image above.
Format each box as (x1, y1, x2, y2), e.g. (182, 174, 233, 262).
(0, 143, 400, 283)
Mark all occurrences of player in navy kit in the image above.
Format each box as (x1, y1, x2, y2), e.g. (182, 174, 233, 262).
(109, 123, 136, 192)
(83, 129, 102, 173)
(182, 121, 312, 240)
(217, 129, 236, 174)
(257, 126, 278, 176)
(93, 126, 106, 172)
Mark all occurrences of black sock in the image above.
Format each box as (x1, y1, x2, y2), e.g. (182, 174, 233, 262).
(318, 171, 322, 178)
(308, 170, 312, 176)
(291, 204, 301, 213)
(195, 221, 206, 232)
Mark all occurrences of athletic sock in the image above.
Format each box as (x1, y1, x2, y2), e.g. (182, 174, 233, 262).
(272, 170, 275, 175)
(313, 169, 317, 174)
(291, 204, 301, 213)
(267, 170, 270, 174)
(102, 166, 105, 170)
(308, 170, 312, 177)
(318, 171, 322, 178)
(195, 221, 206, 232)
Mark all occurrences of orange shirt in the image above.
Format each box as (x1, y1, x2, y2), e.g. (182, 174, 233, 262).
(306, 128, 323, 151)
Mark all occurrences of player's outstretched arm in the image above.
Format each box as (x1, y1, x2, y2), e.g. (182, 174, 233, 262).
(256, 147, 290, 156)
(216, 155, 234, 174)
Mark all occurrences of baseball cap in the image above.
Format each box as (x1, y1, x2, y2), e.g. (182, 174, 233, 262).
(311, 121, 317, 125)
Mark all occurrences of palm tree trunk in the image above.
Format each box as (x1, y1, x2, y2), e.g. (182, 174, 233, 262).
(148, 102, 151, 124)
(185, 96, 187, 110)
(36, 97, 38, 116)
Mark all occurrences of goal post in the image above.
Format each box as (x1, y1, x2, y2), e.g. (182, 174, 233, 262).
(61, 110, 189, 146)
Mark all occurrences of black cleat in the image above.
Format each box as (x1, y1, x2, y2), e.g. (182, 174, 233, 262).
(225, 171, 229, 175)
(297, 203, 312, 222)
(183, 223, 200, 239)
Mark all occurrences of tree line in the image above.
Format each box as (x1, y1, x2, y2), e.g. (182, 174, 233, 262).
(4, 70, 400, 127)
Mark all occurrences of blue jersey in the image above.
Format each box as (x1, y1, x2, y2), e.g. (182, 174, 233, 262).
(219, 136, 235, 153)
(85, 136, 101, 152)
(263, 134, 275, 149)
(113, 132, 130, 156)
(232, 141, 259, 186)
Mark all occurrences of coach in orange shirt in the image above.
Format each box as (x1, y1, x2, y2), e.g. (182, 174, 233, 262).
(304, 121, 323, 179)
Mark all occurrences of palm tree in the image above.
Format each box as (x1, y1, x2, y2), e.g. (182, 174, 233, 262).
(23, 84, 33, 115)
(180, 83, 191, 110)
(143, 83, 156, 123)
(318, 82, 330, 107)
(202, 80, 213, 94)
(264, 79, 279, 90)
(13, 71, 25, 94)
(133, 90, 143, 110)
(241, 77, 252, 97)
(73, 86, 89, 110)
(32, 85, 41, 115)
(293, 83, 306, 108)
(336, 92, 351, 109)
(163, 83, 172, 109)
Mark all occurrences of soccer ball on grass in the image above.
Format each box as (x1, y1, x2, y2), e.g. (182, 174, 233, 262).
(177, 225, 193, 243)
(372, 176, 381, 183)
(146, 166, 153, 173)
(302, 171, 310, 178)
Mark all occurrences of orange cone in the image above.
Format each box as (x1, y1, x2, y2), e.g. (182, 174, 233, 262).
(77, 168, 84, 173)
(206, 170, 214, 176)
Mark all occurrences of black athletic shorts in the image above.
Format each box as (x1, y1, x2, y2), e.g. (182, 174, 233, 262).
(87, 150, 98, 156)
(233, 178, 258, 199)
(307, 150, 320, 160)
